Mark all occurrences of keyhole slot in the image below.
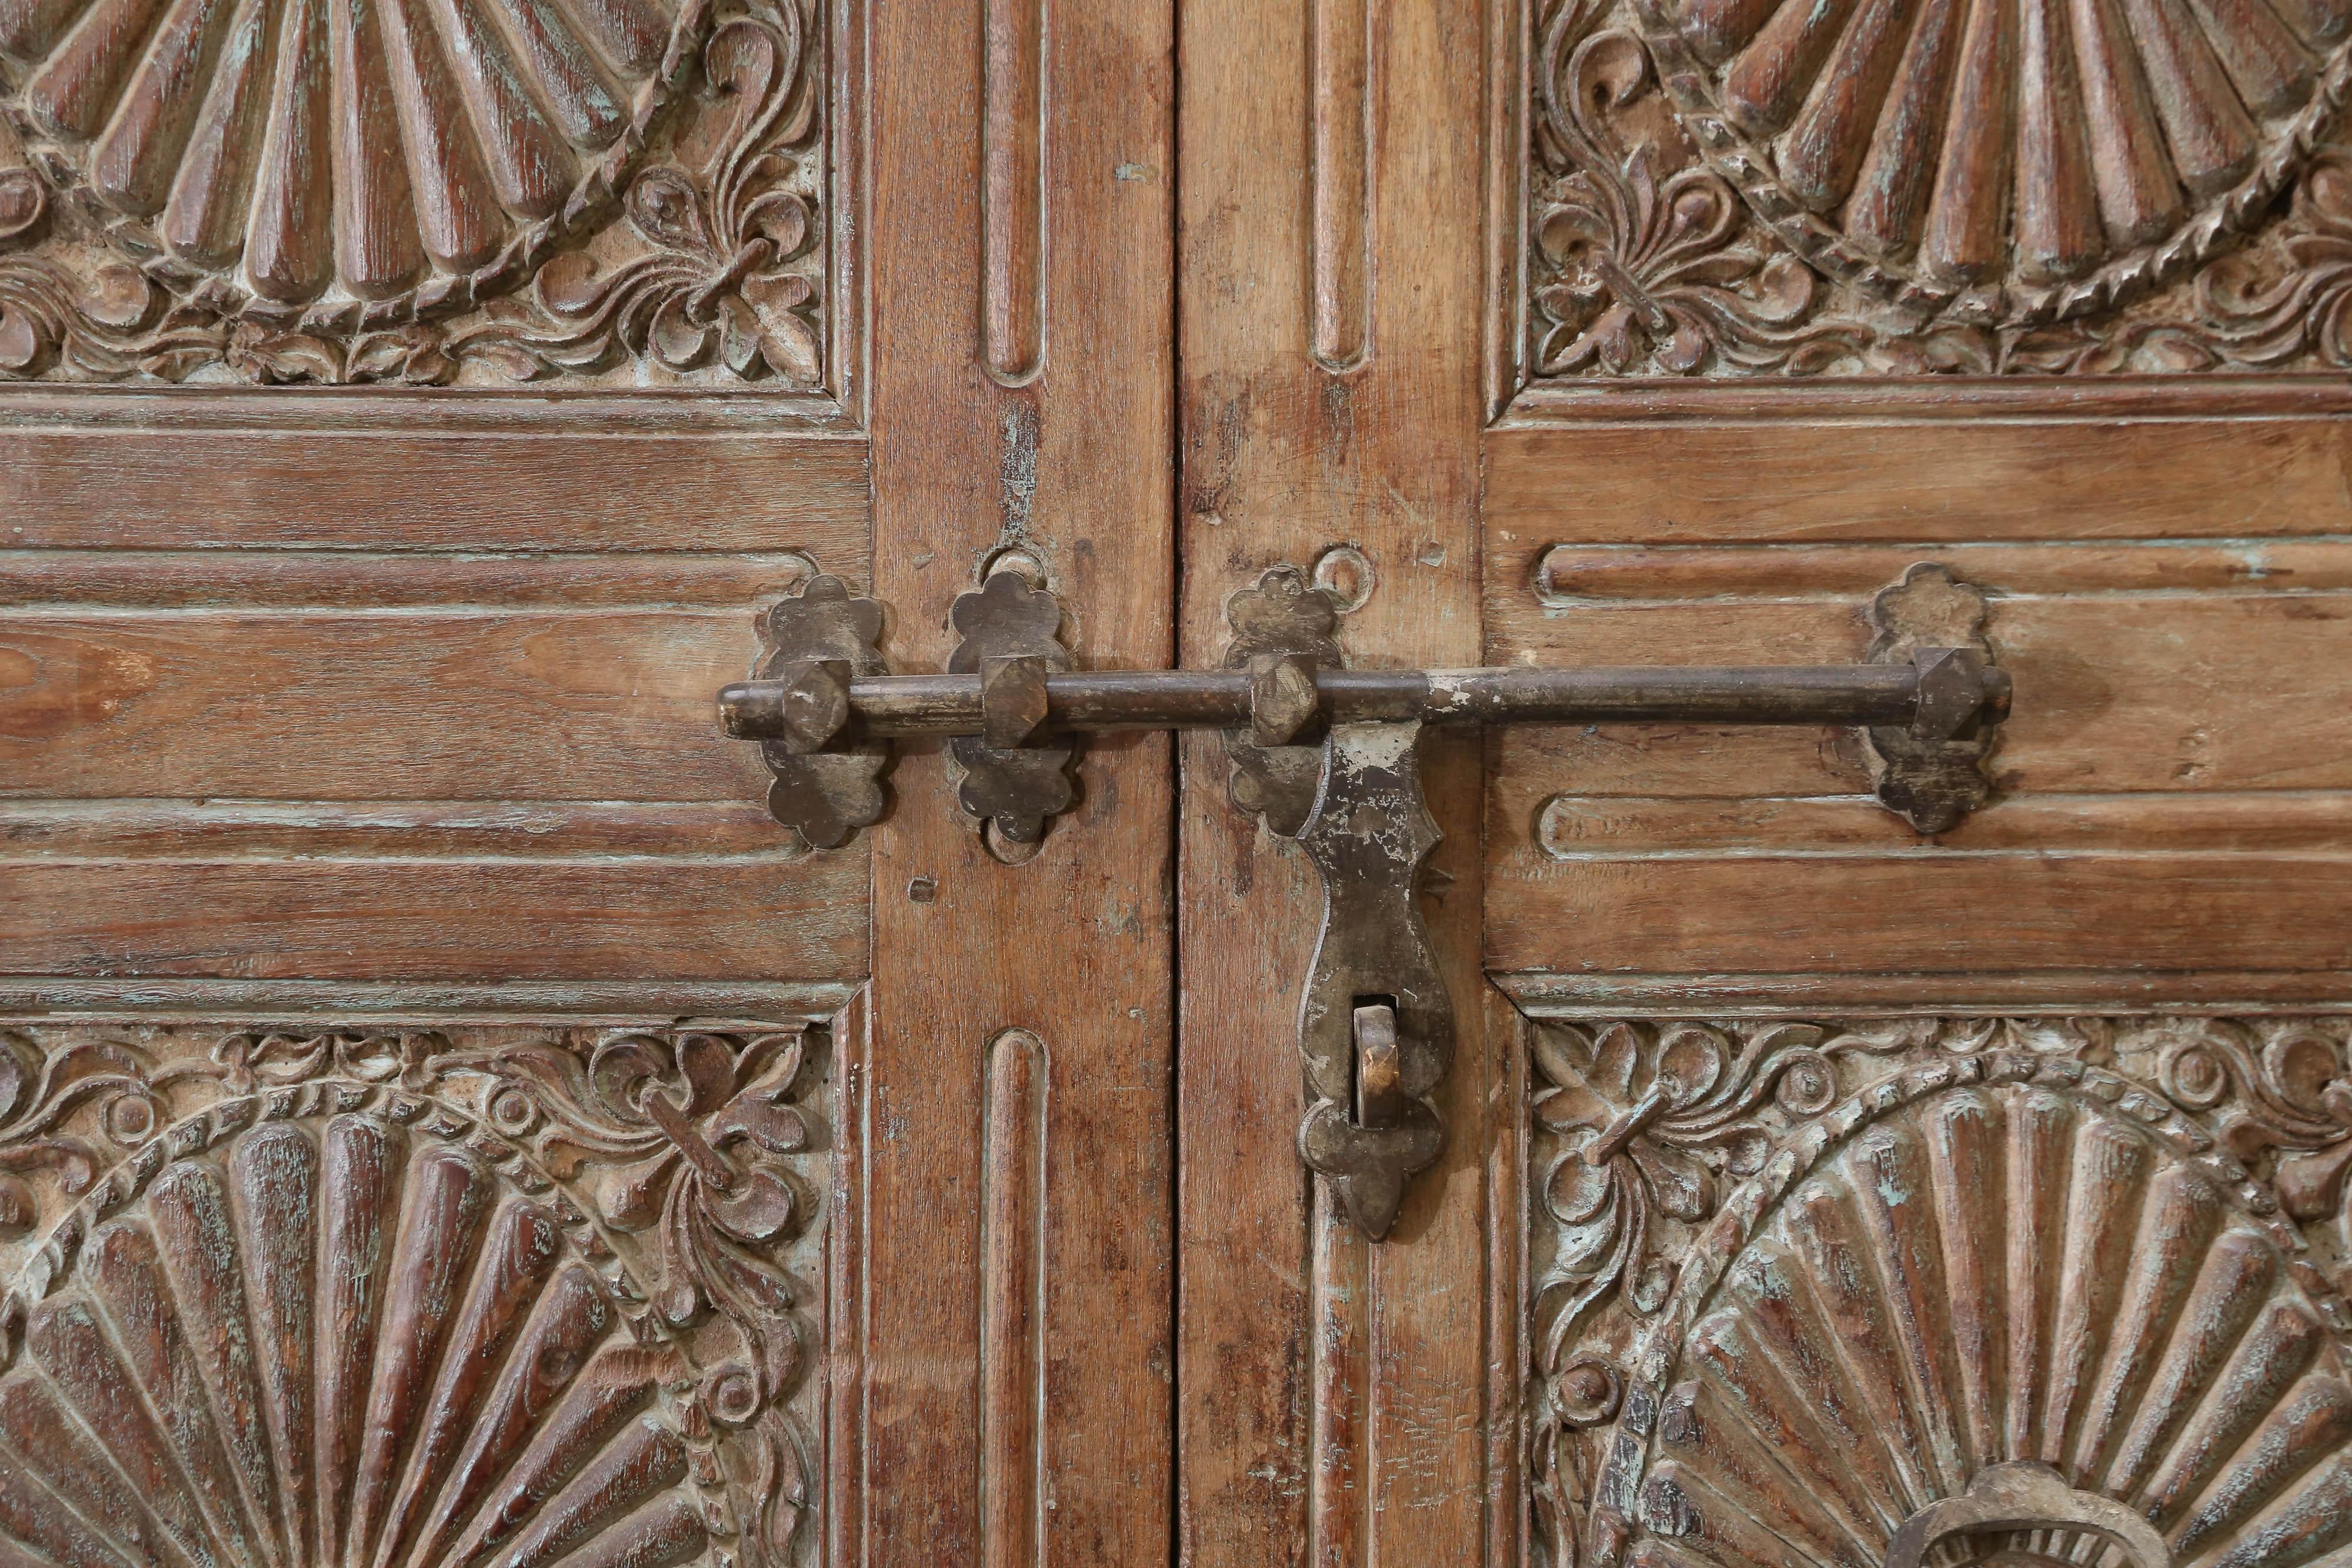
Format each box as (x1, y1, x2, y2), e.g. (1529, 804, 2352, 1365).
(1351, 995, 1402, 1129)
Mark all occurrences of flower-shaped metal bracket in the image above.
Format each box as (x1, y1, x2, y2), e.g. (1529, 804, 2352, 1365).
(947, 569, 1077, 845)
(732, 574, 892, 849)
(1866, 563, 2004, 834)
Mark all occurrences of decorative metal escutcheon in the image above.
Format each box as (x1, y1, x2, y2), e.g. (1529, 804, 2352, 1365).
(717, 560, 2013, 1238)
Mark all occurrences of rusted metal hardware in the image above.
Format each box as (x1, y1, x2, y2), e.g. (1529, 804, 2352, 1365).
(945, 568, 1077, 846)
(1289, 723, 1449, 1238)
(719, 561, 2012, 1236)
(1863, 561, 2006, 834)
(1215, 565, 1446, 1239)
(720, 654, 2009, 748)
(731, 574, 892, 850)
(726, 661, 1990, 735)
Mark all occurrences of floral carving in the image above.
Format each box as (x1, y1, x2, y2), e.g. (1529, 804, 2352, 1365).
(468, 1028, 814, 1399)
(1532, 0, 1865, 377)
(0, 1018, 832, 1567)
(0, 0, 821, 388)
(2123, 1015, 2352, 1224)
(1533, 1018, 1901, 1358)
(1529, 0, 2352, 380)
(1529, 1012, 2352, 1568)
(2007, 152, 2352, 373)
(441, 10, 823, 385)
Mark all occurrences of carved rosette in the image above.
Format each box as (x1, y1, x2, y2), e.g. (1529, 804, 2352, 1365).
(0, 0, 821, 385)
(1531, 0, 2352, 376)
(1531, 1015, 2352, 1568)
(0, 1020, 827, 1568)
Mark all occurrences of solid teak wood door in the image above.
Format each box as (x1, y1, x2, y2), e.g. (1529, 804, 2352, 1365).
(5, 1, 2352, 1566)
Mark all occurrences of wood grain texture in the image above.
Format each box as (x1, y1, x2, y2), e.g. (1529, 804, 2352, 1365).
(0, 798, 795, 857)
(0, 978, 860, 1013)
(1489, 854, 2352, 974)
(1309, 0, 1372, 371)
(861, 0, 1177, 1556)
(2, 855, 868, 978)
(980, 0, 1043, 383)
(0, 418, 867, 552)
(980, 1028, 1046, 1568)
(1, 401, 871, 983)
(1488, 412, 2352, 546)
(1485, 397, 2352, 1001)
(1179, 0, 1502, 1559)
(1, 550, 828, 606)
(1, 610, 800, 798)
(1500, 970, 2352, 1014)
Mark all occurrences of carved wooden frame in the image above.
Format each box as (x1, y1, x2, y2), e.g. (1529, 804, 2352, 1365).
(0, 0, 859, 394)
(1487, 0, 2352, 398)
(1518, 1008, 2352, 1568)
(0, 1007, 854, 1568)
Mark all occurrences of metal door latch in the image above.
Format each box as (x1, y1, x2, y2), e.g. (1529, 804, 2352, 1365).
(717, 560, 2011, 1238)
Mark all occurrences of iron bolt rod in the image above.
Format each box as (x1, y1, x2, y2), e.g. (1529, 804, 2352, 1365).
(719, 660, 2009, 740)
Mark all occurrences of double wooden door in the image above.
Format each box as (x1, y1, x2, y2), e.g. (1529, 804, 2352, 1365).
(6, 0, 2352, 1564)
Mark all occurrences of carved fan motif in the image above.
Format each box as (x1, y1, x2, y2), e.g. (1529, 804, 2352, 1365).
(1611, 1084, 2352, 1568)
(0, 1115, 716, 1568)
(1636, 0, 2352, 320)
(0, 0, 702, 317)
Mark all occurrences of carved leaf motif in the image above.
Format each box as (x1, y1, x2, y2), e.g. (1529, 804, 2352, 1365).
(0, 1119, 706, 1568)
(1532, 10, 1872, 377)
(1602, 1083, 2352, 1568)
(477, 1028, 814, 1396)
(0, 0, 821, 385)
(1531, 1014, 2352, 1568)
(0, 1021, 828, 1568)
(1531, 1, 2352, 378)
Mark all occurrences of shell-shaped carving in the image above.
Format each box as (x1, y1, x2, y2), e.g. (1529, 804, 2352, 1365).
(0, 0, 701, 315)
(1621, 1085, 2352, 1568)
(0, 1116, 710, 1568)
(1642, 0, 2352, 318)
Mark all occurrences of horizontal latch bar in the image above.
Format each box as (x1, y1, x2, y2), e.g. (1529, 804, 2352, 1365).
(719, 658, 2008, 741)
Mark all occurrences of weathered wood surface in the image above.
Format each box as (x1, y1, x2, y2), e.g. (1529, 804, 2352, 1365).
(1488, 406, 2352, 546)
(2, 611, 799, 797)
(1178, 0, 1511, 1560)
(1485, 398, 2352, 1001)
(0, 416, 867, 551)
(857, 0, 1178, 1559)
(1, 799, 790, 857)
(0, 1020, 835, 1568)
(1525, 1016, 2352, 1568)
(1491, 596, 2352, 792)
(0, 411, 871, 982)
(4, 855, 868, 978)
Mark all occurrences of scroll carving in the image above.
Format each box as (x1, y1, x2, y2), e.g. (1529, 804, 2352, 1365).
(0, 1018, 828, 1566)
(1531, 1014, 2352, 1568)
(1528, 0, 2352, 377)
(0, 0, 823, 386)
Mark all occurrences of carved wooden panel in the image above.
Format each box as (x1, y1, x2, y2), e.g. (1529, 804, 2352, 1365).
(0, 1018, 830, 1566)
(1530, 1014, 2352, 1568)
(1522, 0, 2352, 376)
(0, 0, 825, 385)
